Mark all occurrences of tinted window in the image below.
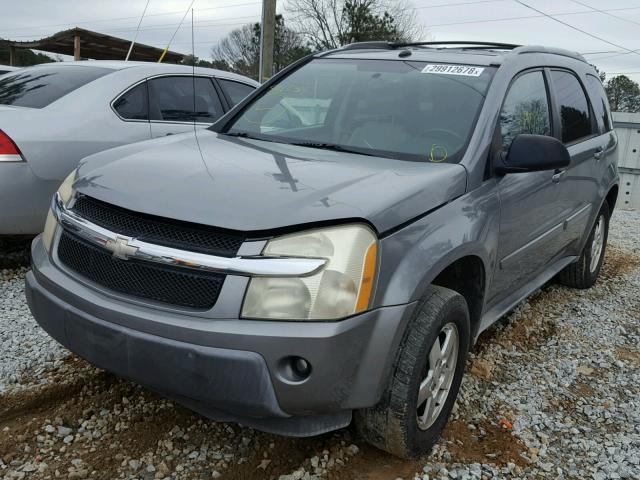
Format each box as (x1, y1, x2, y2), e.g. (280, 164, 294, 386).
(500, 71, 551, 151)
(585, 74, 612, 133)
(551, 70, 593, 143)
(227, 59, 495, 163)
(148, 76, 223, 123)
(219, 79, 255, 105)
(113, 82, 148, 120)
(0, 65, 112, 108)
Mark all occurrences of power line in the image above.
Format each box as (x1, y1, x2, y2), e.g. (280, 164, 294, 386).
(0, 1, 261, 33)
(512, 0, 640, 59)
(568, 0, 640, 29)
(125, 0, 151, 61)
(158, 0, 195, 62)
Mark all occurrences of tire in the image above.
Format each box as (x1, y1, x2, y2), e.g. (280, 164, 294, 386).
(355, 285, 470, 458)
(558, 200, 609, 289)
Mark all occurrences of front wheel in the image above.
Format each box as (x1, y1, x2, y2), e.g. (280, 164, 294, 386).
(558, 200, 609, 289)
(355, 285, 470, 458)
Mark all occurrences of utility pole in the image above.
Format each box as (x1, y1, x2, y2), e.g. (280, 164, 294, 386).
(259, 0, 277, 83)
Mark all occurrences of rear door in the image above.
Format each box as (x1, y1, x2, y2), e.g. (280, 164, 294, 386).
(547, 69, 603, 254)
(148, 76, 225, 138)
(491, 69, 567, 300)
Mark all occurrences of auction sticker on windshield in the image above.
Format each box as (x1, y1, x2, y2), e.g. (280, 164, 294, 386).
(421, 64, 485, 76)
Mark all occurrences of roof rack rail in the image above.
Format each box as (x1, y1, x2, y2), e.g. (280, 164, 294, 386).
(340, 41, 521, 51)
(392, 41, 521, 49)
(513, 45, 586, 63)
(341, 41, 395, 50)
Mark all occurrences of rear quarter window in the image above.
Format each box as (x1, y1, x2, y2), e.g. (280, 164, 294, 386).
(585, 74, 613, 133)
(0, 65, 112, 108)
(550, 70, 594, 144)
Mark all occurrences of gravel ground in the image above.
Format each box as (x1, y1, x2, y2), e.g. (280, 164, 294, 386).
(1, 209, 638, 480)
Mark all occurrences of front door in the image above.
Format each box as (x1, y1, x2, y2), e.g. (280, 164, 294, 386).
(490, 69, 566, 303)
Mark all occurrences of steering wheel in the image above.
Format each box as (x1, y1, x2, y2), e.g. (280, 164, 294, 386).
(422, 128, 465, 145)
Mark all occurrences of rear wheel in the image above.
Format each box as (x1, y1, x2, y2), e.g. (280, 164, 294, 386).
(558, 200, 609, 289)
(355, 285, 470, 458)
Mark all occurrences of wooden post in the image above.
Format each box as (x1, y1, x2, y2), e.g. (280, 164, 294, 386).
(9, 46, 15, 66)
(74, 34, 81, 61)
(259, 0, 277, 83)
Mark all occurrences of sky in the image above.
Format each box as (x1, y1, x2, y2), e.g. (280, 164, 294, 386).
(2, 0, 640, 83)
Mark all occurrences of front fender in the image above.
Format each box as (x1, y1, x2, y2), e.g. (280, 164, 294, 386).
(373, 181, 501, 308)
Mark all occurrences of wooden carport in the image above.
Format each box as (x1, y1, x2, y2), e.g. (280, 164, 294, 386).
(3, 27, 185, 65)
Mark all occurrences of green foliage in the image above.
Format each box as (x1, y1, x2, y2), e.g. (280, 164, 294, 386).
(0, 43, 55, 67)
(605, 75, 640, 113)
(211, 15, 311, 80)
(338, 0, 402, 44)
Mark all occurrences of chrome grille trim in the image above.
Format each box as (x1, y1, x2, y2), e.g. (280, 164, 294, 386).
(52, 193, 326, 277)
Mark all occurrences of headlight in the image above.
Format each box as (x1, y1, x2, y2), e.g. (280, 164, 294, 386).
(42, 170, 77, 252)
(242, 224, 378, 320)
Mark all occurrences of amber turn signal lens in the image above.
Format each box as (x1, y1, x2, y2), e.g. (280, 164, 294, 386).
(355, 242, 377, 312)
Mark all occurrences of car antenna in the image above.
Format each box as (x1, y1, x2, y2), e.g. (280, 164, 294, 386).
(191, 7, 196, 135)
(191, 5, 206, 165)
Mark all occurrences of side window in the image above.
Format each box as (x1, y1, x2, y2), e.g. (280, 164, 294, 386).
(113, 82, 148, 120)
(148, 76, 224, 123)
(550, 70, 593, 143)
(585, 74, 612, 133)
(500, 71, 551, 152)
(219, 79, 255, 106)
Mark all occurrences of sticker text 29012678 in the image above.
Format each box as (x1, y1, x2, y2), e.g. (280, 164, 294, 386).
(421, 64, 485, 77)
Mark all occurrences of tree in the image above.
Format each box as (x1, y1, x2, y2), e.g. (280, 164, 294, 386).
(605, 75, 640, 113)
(286, 0, 425, 50)
(591, 65, 606, 82)
(0, 43, 55, 67)
(181, 54, 230, 71)
(211, 15, 311, 80)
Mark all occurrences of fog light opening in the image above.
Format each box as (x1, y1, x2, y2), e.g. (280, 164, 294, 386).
(278, 356, 312, 383)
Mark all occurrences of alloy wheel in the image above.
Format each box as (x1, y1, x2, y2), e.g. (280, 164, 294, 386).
(590, 215, 605, 273)
(416, 322, 459, 430)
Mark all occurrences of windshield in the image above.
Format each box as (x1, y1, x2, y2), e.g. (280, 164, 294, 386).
(0, 65, 112, 108)
(225, 58, 495, 162)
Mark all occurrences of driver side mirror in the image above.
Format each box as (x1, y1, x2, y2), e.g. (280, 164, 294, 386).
(496, 134, 571, 175)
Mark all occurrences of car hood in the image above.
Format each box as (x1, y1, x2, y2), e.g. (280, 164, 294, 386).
(75, 130, 467, 234)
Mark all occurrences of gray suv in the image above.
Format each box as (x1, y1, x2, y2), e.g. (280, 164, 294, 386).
(26, 42, 619, 458)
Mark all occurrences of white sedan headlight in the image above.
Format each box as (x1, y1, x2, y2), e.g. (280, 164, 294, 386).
(242, 224, 378, 321)
(42, 170, 77, 252)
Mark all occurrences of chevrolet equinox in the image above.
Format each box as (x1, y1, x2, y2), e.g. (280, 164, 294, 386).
(27, 42, 619, 458)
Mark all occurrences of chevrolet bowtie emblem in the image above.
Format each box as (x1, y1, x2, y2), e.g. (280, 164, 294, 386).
(105, 236, 139, 260)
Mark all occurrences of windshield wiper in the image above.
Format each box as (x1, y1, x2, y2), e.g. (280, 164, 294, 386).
(289, 142, 376, 157)
(222, 131, 253, 138)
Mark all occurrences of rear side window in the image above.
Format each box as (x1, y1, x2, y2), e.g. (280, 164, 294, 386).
(113, 82, 148, 120)
(585, 74, 612, 133)
(500, 71, 551, 152)
(0, 65, 112, 108)
(550, 70, 593, 143)
(219, 79, 255, 106)
(148, 76, 224, 123)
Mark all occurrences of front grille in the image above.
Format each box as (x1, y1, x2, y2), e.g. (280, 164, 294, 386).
(72, 196, 244, 257)
(58, 231, 224, 309)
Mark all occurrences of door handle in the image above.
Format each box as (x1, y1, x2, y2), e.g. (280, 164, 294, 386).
(165, 133, 174, 136)
(593, 146, 604, 159)
(552, 169, 566, 183)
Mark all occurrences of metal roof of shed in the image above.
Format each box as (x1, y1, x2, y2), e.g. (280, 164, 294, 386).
(2, 27, 185, 64)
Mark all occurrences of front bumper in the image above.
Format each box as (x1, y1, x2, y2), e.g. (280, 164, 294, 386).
(27, 236, 415, 436)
